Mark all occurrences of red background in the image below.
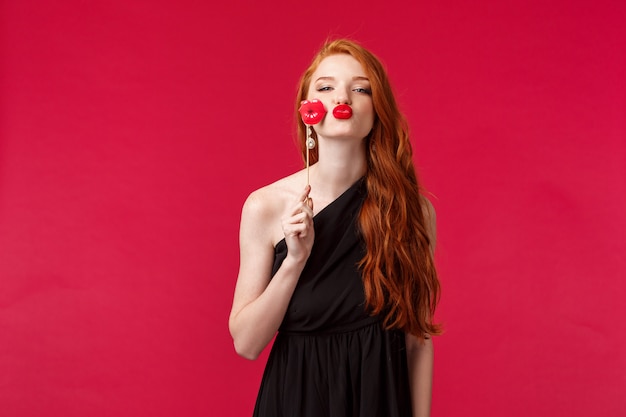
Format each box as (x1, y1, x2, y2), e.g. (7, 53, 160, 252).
(1, 1, 625, 416)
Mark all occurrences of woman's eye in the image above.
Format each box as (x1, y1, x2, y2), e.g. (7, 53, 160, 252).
(317, 86, 332, 92)
(354, 87, 372, 95)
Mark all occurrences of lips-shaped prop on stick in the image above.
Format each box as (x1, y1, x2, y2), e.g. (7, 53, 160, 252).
(299, 99, 326, 125)
(298, 99, 327, 187)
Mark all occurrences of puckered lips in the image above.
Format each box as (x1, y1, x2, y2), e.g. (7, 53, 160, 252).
(332, 104, 352, 119)
(298, 99, 327, 125)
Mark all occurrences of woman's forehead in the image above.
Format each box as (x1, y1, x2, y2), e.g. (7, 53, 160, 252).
(312, 54, 367, 78)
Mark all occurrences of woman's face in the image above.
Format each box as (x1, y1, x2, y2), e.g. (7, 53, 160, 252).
(306, 54, 374, 141)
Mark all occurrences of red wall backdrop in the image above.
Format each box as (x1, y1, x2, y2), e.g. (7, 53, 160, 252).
(1, 1, 624, 416)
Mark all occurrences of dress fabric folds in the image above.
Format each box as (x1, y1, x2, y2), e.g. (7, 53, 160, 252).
(253, 178, 412, 417)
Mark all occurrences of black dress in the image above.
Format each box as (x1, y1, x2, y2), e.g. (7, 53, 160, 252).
(253, 178, 413, 417)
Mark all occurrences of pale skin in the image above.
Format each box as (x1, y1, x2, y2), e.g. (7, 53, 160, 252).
(229, 54, 435, 417)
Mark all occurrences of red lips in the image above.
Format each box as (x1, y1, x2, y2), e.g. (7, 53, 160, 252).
(298, 99, 327, 125)
(332, 104, 352, 119)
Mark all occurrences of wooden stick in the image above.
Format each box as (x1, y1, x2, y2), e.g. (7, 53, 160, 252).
(306, 125, 311, 187)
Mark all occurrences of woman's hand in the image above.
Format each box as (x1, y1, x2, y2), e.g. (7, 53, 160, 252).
(281, 185, 315, 264)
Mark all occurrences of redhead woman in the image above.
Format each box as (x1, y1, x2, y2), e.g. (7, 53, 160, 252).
(229, 39, 441, 417)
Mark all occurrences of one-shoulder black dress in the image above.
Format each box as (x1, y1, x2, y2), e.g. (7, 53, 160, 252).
(253, 178, 412, 417)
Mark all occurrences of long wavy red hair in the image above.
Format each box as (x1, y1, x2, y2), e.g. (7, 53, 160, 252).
(295, 39, 441, 338)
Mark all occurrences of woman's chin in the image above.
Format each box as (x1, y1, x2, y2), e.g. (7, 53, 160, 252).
(318, 129, 370, 142)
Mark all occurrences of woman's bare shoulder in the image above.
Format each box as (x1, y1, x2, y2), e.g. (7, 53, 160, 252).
(244, 173, 302, 214)
(420, 194, 437, 249)
(420, 195, 436, 221)
(240, 172, 305, 242)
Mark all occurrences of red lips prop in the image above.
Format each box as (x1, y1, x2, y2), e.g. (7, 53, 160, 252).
(332, 104, 352, 119)
(298, 99, 327, 124)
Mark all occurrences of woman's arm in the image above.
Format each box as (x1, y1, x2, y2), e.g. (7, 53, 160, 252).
(406, 334, 434, 417)
(406, 196, 437, 416)
(228, 185, 314, 360)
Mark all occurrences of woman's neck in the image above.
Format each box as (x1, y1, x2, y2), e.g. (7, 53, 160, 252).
(309, 136, 367, 199)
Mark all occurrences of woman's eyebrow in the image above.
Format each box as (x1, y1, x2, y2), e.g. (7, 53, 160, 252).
(314, 76, 370, 82)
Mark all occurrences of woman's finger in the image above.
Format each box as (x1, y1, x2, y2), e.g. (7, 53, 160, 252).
(297, 184, 311, 203)
(283, 222, 310, 238)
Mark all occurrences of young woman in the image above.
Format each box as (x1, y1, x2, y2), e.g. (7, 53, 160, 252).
(229, 39, 441, 417)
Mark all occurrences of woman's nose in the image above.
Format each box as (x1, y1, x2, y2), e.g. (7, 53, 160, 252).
(333, 87, 351, 104)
